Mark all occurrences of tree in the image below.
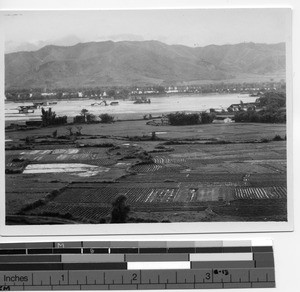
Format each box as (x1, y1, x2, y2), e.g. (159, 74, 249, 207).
(56, 92, 63, 99)
(118, 89, 130, 99)
(154, 86, 166, 94)
(66, 126, 73, 136)
(41, 107, 67, 127)
(41, 107, 56, 127)
(107, 89, 116, 98)
(75, 126, 83, 136)
(151, 131, 157, 140)
(80, 109, 89, 120)
(110, 195, 130, 223)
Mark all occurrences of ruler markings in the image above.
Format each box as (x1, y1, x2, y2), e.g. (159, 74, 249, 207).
(1, 241, 274, 249)
(0, 241, 275, 290)
(0, 247, 273, 255)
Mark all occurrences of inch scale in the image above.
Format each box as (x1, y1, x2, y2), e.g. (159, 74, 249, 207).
(0, 240, 275, 290)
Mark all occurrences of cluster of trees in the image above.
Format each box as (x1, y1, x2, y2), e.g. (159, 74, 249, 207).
(167, 112, 215, 126)
(73, 109, 114, 124)
(257, 91, 286, 109)
(41, 108, 67, 127)
(234, 109, 286, 123)
(234, 91, 286, 123)
(39, 108, 115, 128)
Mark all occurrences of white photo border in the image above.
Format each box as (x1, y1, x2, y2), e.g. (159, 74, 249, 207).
(0, 4, 294, 236)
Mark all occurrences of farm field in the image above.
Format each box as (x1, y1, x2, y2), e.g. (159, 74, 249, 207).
(5, 120, 286, 143)
(5, 121, 287, 224)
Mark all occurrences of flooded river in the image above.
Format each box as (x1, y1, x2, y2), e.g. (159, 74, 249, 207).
(5, 94, 258, 123)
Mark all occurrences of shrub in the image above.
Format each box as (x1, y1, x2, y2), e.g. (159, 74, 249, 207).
(86, 114, 97, 123)
(75, 126, 83, 135)
(110, 195, 130, 223)
(25, 136, 35, 144)
(151, 131, 157, 140)
(167, 112, 200, 125)
(201, 112, 216, 124)
(261, 138, 269, 143)
(100, 113, 114, 123)
(66, 126, 73, 135)
(167, 112, 215, 126)
(273, 134, 284, 141)
(53, 116, 67, 125)
(73, 115, 86, 123)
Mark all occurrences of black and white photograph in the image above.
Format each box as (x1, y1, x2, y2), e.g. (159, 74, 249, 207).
(1, 8, 292, 231)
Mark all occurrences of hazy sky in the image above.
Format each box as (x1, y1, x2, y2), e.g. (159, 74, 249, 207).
(2, 9, 291, 52)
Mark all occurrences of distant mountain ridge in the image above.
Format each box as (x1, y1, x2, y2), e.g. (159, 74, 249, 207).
(5, 40, 285, 89)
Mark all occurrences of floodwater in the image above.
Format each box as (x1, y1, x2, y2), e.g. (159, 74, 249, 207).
(23, 163, 110, 177)
(5, 94, 258, 123)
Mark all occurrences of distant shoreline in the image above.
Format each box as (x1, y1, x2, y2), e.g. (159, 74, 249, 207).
(4, 91, 254, 103)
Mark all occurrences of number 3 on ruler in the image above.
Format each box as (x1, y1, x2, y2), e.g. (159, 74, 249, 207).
(205, 273, 211, 280)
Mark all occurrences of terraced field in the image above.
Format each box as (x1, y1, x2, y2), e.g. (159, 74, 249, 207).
(234, 186, 287, 199)
(153, 156, 187, 164)
(22, 180, 286, 222)
(10, 149, 117, 166)
(5, 123, 288, 224)
(131, 164, 163, 172)
(32, 202, 111, 221)
(120, 172, 245, 183)
(5, 176, 68, 215)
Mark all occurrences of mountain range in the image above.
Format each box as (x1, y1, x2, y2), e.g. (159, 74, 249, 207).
(5, 40, 286, 89)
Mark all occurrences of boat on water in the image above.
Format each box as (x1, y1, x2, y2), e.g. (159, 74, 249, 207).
(91, 100, 108, 106)
(33, 101, 57, 107)
(133, 99, 151, 104)
(17, 106, 35, 114)
(91, 100, 119, 106)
